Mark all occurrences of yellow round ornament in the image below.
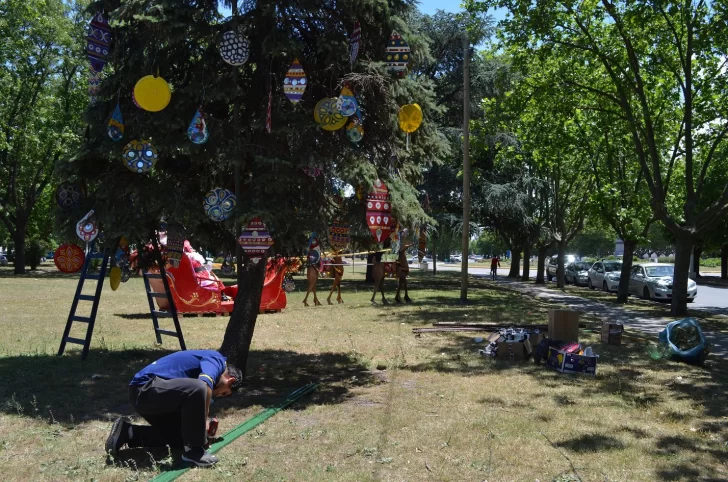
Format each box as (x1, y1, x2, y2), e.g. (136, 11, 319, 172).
(314, 98, 347, 131)
(109, 266, 121, 291)
(398, 103, 423, 133)
(134, 75, 171, 112)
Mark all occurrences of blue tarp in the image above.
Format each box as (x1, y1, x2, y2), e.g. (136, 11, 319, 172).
(658, 318, 709, 364)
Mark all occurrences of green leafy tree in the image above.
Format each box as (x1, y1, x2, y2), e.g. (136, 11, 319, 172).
(0, 0, 86, 273)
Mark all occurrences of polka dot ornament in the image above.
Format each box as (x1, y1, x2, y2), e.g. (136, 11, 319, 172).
(219, 31, 250, 66)
(122, 140, 158, 173)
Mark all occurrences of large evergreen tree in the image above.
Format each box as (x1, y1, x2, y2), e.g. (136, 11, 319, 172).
(61, 0, 447, 372)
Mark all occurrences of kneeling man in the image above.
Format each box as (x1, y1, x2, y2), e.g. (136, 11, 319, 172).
(106, 350, 242, 467)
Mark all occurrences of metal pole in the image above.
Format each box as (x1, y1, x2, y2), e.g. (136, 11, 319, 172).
(460, 33, 471, 302)
(232, 2, 243, 278)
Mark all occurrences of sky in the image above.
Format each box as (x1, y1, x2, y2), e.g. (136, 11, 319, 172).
(416, 0, 507, 21)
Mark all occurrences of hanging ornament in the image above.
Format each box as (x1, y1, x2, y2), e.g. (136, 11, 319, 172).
(76, 210, 99, 242)
(418, 225, 427, 262)
(283, 58, 307, 104)
(356, 185, 365, 200)
(282, 274, 295, 293)
(133, 75, 171, 112)
(238, 217, 274, 262)
(187, 108, 209, 144)
(302, 166, 323, 178)
(54, 244, 85, 273)
(399, 103, 422, 150)
(346, 119, 364, 144)
(365, 179, 394, 243)
(307, 232, 322, 266)
(328, 221, 351, 250)
(203, 188, 237, 222)
(390, 224, 401, 254)
(86, 12, 112, 73)
(107, 104, 124, 141)
(122, 140, 158, 173)
(265, 84, 272, 133)
(349, 20, 361, 69)
(109, 267, 122, 291)
(56, 182, 85, 210)
(385, 31, 410, 77)
(88, 69, 102, 103)
(314, 98, 347, 131)
(219, 31, 250, 66)
(336, 86, 358, 117)
(166, 230, 184, 268)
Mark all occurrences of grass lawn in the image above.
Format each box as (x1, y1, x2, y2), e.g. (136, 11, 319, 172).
(1, 266, 727, 481)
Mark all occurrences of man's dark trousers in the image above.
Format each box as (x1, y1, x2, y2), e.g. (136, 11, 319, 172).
(127, 377, 208, 448)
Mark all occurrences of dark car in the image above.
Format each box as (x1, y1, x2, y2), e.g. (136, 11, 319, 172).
(546, 254, 577, 281)
(565, 261, 593, 286)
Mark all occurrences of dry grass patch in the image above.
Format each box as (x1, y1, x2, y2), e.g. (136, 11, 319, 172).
(0, 269, 727, 481)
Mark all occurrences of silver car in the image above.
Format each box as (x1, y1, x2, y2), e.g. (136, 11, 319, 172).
(565, 261, 592, 286)
(628, 263, 697, 302)
(588, 260, 622, 292)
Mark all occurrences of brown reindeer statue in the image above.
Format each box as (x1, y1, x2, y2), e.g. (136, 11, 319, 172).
(395, 243, 413, 303)
(370, 251, 387, 305)
(302, 261, 322, 307)
(326, 253, 344, 305)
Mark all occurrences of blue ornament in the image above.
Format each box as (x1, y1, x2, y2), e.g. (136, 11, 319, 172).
(203, 188, 236, 222)
(188, 108, 209, 144)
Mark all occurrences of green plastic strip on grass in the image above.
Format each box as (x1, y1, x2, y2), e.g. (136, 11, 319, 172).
(149, 382, 318, 482)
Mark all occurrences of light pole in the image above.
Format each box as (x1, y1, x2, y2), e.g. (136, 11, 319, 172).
(460, 32, 471, 302)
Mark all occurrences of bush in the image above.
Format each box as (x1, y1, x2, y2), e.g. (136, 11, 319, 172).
(657, 256, 675, 263)
(26, 238, 46, 270)
(700, 258, 721, 268)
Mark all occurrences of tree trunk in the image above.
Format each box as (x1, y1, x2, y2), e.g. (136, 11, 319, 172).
(693, 246, 702, 277)
(671, 236, 693, 316)
(617, 240, 636, 303)
(219, 257, 268, 376)
(536, 247, 546, 284)
(521, 244, 530, 281)
(556, 240, 566, 288)
(508, 248, 520, 278)
(365, 252, 375, 283)
(433, 251, 437, 275)
(12, 219, 26, 275)
(721, 244, 728, 280)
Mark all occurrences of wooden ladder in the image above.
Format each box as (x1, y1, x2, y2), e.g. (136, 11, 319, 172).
(57, 241, 110, 360)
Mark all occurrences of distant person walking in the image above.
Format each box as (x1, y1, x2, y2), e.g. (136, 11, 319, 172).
(490, 256, 500, 280)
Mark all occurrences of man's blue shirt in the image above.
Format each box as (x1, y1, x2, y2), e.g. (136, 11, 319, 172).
(130, 350, 226, 390)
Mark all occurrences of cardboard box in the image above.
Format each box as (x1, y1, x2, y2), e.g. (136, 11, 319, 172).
(529, 332, 544, 347)
(546, 346, 597, 375)
(601, 322, 624, 345)
(548, 310, 580, 342)
(496, 341, 527, 361)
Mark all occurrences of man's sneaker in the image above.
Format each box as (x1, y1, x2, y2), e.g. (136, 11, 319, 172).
(105, 417, 131, 456)
(181, 447, 219, 467)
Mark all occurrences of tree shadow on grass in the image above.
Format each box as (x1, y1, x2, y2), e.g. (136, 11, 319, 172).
(556, 433, 625, 452)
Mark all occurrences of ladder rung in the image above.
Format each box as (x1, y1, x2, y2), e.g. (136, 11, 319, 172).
(85, 274, 101, 280)
(152, 310, 173, 318)
(145, 273, 163, 279)
(156, 329, 180, 338)
(78, 295, 96, 302)
(64, 337, 86, 345)
(147, 292, 168, 298)
(71, 316, 92, 323)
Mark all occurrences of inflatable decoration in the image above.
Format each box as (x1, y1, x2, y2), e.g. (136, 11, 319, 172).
(187, 108, 209, 144)
(418, 225, 427, 262)
(238, 217, 274, 262)
(314, 98, 347, 131)
(399, 103, 422, 149)
(385, 31, 410, 77)
(56, 182, 85, 210)
(107, 104, 124, 141)
(283, 58, 307, 104)
(219, 31, 250, 66)
(166, 231, 185, 268)
(54, 244, 85, 273)
(346, 119, 364, 144)
(76, 210, 99, 242)
(109, 266, 121, 291)
(88, 69, 102, 103)
(336, 86, 358, 117)
(203, 188, 236, 222)
(349, 20, 361, 69)
(282, 274, 295, 293)
(133, 75, 171, 112)
(328, 221, 351, 250)
(302, 166, 323, 178)
(86, 13, 111, 73)
(308, 232, 322, 267)
(122, 139, 158, 173)
(366, 179, 395, 243)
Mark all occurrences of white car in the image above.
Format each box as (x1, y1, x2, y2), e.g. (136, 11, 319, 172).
(628, 263, 697, 302)
(451, 255, 462, 263)
(588, 260, 623, 292)
(0, 254, 7, 266)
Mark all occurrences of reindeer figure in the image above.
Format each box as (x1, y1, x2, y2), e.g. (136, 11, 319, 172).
(302, 263, 321, 306)
(326, 254, 345, 305)
(370, 252, 387, 305)
(395, 243, 413, 303)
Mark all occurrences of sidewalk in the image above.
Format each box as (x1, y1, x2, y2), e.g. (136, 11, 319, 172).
(494, 278, 728, 358)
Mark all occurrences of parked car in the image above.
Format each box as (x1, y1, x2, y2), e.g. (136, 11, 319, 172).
(588, 260, 623, 291)
(565, 261, 593, 286)
(628, 263, 697, 302)
(0, 254, 7, 266)
(546, 254, 577, 281)
(451, 254, 462, 263)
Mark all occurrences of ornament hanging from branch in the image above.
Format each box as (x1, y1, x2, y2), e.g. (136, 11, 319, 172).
(238, 218, 274, 262)
(187, 108, 209, 144)
(283, 58, 307, 103)
(86, 13, 111, 73)
(366, 179, 395, 243)
(328, 221, 351, 250)
(56, 182, 85, 210)
(166, 229, 184, 268)
(122, 140, 158, 173)
(266, 84, 272, 133)
(314, 98, 347, 131)
(385, 31, 410, 77)
(54, 244, 85, 273)
(76, 210, 99, 242)
(219, 31, 250, 66)
(346, 119, 364, 144)
(108, 104, 124, 141)
(134, 74, 171, 112)
(302, 166, 323, 178)
(399, 103, 422, 149)
(337, 86, 358, 117)
(349, 20, 361, 69)
(307, 232, 322, 266)
(203, 188, 236, 222)
(88, 69, 102, 103)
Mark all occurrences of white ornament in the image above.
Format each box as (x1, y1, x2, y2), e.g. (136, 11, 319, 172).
(219, 31, 250, 66)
